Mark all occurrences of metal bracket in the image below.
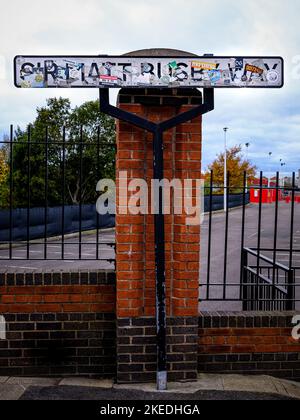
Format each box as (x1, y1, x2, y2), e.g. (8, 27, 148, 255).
(99, 88, 214, 134)
(99, 87, 214, 391)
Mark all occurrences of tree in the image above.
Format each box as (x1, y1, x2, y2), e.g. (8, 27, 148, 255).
(7, 98, 116, 208)
(66, 100, 115, 204)
(0, 144, 8, 184)
(11, 98, 70, 208)
(0, 140, 9, 208)
(205, 145, 256, 194)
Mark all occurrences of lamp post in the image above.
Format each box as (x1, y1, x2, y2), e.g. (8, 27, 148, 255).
(223, 127, 229, 212)
(268, 152, 273, 187)
(245, 142, 250, 160)
(245, 142, 250, 193)
(280, 159, 286, 187)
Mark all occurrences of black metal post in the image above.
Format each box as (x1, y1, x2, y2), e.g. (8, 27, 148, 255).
(44, 127, 49, 259)
(9, 125, 14, 260)
(256, 171, 263, 310)
(287, 269, 295, 311)
(241, 249, 248, 311)
(27, 125, 31, 259)
(287, 172, 296, 310)
(223, 171, 230, 300)
(61, 126, 66, 260)
(153, 128, 167, 390)
(99, 88, 214, 391)
(240, 171, 247, 302)
(272, 172, 280, 310)
(206, 170, 213, 300)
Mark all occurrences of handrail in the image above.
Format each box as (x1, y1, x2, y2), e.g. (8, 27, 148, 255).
(244, 247, 292, 272)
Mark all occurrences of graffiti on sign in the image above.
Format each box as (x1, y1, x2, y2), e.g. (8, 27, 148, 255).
(14, 56, 284, 89)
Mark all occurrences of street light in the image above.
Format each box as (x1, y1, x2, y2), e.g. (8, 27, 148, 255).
(268, 152, 273, 187)
(223, 128, 229, 212)
(245, 142, 250, 160)
(244, 142, 251, 193)
(279, 160, 286, 187)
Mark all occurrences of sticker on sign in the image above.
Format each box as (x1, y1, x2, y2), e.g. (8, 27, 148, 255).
(14, 55, 284, 89)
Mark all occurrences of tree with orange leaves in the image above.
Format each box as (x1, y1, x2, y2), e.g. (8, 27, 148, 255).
(205, 145, 256, 194)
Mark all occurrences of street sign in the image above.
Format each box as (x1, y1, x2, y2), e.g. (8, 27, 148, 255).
(14, 55, 284, 89)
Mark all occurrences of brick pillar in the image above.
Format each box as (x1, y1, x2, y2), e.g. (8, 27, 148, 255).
(116, 88, 201, 383)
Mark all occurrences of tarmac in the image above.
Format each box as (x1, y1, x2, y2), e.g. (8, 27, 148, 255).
(1, 374, 300, 400)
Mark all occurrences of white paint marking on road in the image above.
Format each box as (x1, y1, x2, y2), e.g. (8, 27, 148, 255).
(14, 250, 42, 254)
(50, 252, 79, 256)
(247, 229, 265, 239)
(6, 265, 38, 270)
(84, 248, 111, 252)
(0, 257, 24, 260)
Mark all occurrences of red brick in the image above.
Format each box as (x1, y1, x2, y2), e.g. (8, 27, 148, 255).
(254, 345, 283, 353)
(118, 290, 143, 299)
(8, 286, 36, 295)
(15, 295, 42, 304)
(44, 294, 70, 303)
(35, 304, 62, 313)
(118, 272, 144, 281)
(8, 304, 36, 313)
(212, 336, 226, 345)
(118, 308, 142, 317)
(62, 304, 90, 313)
(173, 307, 198, 317)
(1, 295, 15, 304)
(90, 303, 115, 312)
(116, 95, 202, 318)
(173, 289, 199, 299)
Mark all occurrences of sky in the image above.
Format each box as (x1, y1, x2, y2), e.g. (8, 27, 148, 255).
(0, 0, 300, 174)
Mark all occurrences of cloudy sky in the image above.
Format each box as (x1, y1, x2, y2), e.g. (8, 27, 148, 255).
(0, 0, 300, 173)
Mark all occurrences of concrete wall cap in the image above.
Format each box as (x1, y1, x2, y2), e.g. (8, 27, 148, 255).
(122, 48, 199, 57)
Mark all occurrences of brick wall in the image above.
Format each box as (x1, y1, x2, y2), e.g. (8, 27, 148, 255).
(198, 312, 300, 381)
(1, 283, 300, 381)
(0, 271, 116, 378)
(116, 88, 202, 382)
(116, 88, 202, 319)
(117, 317, 198, 383)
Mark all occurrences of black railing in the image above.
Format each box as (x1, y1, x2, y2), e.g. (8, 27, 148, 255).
(1, 127, 300, 311)
(241, 248, 295, 311)
(0, 125, 116, 270)
(200, 171, 300, 311)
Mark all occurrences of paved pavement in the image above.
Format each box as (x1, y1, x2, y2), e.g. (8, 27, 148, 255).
(0, 374, 299, 400)
(0, 229, 115, 272)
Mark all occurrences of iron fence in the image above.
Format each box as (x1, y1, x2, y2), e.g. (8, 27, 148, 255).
(1, 126, 300, 311)
(200, 171, 300, 311)
(241, 248, 296, 311)
(0, 125, 116, 268)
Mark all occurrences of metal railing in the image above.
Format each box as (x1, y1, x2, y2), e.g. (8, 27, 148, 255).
(200, 171, 300, 311)
(0, 125, 116, 269)
(241, 248, 295, 311)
